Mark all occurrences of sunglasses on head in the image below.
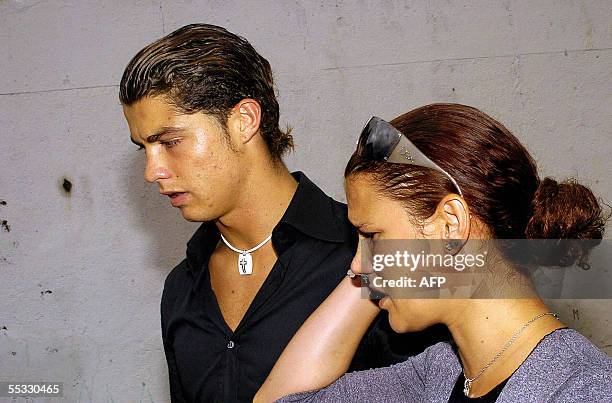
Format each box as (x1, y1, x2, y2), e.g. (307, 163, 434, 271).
(358, 116, 463, 197)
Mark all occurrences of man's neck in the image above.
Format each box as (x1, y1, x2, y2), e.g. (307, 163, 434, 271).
(215, 162, 298, 249)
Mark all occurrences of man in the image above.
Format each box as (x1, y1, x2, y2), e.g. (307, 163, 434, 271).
(120, 24, 447, 402)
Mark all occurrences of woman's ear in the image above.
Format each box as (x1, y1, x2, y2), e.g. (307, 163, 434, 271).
(438, 194, 471, 246)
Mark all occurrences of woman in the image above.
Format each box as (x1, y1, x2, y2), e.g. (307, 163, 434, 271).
(254, 104, 611, 402)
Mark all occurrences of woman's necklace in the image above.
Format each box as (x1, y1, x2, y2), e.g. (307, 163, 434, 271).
(462, 311, 559, 397)
(220, 233, 272, 275)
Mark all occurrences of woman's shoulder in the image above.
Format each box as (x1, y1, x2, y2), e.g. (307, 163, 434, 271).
(539, 328, 612, 368)
(500, 328, 612, 402)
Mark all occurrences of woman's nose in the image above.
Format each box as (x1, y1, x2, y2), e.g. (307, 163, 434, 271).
(350, 241, 374, 275)
(350, 253, 362, 274)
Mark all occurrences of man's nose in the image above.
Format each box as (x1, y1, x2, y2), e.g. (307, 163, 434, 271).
(144, 156, 171, 183)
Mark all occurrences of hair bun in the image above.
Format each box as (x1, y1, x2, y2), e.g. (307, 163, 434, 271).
(525, 177, 606, 266)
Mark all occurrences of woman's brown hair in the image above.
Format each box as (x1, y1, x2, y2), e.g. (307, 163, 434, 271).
(345, 104, 606, 251)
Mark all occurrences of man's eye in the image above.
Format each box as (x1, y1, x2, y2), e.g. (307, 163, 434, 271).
(162, 139, 181, 148)
(360, 231, 376, 239)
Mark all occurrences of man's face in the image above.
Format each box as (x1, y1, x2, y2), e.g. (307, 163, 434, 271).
(123, 96, 242, 222)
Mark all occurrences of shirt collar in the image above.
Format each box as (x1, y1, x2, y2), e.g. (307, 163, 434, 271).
(185, 171, 352, 273)
(278, 171, 349, 243)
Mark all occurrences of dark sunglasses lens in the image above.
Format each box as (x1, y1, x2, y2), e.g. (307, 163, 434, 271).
(361, 118, 402, 161)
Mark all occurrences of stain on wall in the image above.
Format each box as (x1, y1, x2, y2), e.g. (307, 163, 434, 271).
(61, 178, 73, 195)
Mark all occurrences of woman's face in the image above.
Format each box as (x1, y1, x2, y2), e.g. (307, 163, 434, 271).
(345, 174, 451, 333)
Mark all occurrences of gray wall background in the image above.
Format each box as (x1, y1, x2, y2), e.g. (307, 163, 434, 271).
(1, 0, 611, 401)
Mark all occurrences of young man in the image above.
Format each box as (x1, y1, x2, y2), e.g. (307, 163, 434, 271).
(120, 24, 446, 402)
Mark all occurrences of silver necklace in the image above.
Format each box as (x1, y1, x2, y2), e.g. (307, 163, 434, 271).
(220, 233, 272, 276)
(462, 311, 558, 397)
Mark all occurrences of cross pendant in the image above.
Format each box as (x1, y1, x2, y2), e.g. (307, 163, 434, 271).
(238, 252, 253, 275)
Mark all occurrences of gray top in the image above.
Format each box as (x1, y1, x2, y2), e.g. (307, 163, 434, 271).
(277, 328, 612, 402)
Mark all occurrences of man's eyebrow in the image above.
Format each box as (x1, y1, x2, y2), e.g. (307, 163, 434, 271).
(130, 137, 143, 146)
(131, 126, 186, 146)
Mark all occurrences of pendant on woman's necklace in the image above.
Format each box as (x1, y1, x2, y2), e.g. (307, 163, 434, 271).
(463, 378, 472, 397)
(238, 252, 253, 275)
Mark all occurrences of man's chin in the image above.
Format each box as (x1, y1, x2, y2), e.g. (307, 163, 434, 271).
(178, 206, 215, 223)
(177, 206, 198, 222)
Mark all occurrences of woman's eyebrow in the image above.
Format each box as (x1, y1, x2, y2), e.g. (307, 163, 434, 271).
(356, 225, 374, 236)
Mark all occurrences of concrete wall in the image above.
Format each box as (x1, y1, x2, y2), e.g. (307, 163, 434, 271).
(1, 1, 610, 401)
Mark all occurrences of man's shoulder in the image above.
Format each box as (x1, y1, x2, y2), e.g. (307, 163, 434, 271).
(304, 177, 353, 232)
(328, 195, 348, 218)
(326, 195, 351, 224)
(286, 172, 356, 244)
(161, 259, 190, 303)
(321, 194, 356, 246)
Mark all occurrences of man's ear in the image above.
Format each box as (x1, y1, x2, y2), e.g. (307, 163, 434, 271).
(230, 99, 261, 144)
(437, 194, 470, 241)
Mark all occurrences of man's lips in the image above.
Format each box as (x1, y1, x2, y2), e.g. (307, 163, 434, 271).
(160, 191, 188, 207)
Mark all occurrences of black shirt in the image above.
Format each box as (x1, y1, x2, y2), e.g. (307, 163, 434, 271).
(161, 172, 449, 402)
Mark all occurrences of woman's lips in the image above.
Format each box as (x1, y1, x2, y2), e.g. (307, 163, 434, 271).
(368, 286, 386, 300)
(378, 296, 389, 308)
(364, 273, 386, 300)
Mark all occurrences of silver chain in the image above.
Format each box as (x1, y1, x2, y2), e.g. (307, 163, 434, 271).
(463, 311, 559, 396)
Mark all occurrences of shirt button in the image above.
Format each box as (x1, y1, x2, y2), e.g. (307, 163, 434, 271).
(227, 341, 235, 349)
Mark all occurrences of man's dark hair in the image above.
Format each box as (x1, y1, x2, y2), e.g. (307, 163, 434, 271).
(119, 23, 293, 160)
